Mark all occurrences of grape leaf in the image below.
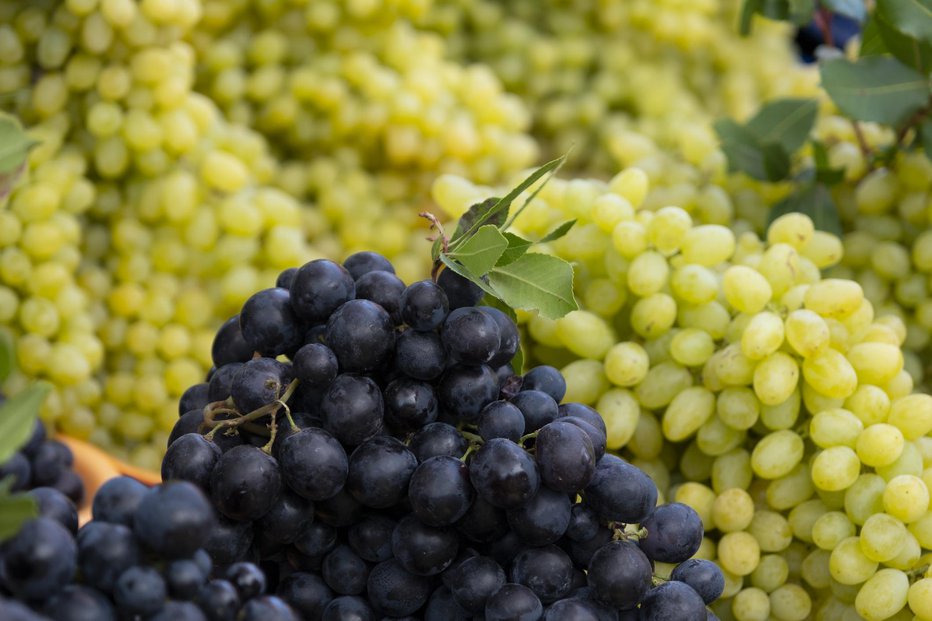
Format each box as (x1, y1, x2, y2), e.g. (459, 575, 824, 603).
(820, 57, 930, 127)
(746, 99, 819, 154)
(539, 219, 577, 244)
(767, 183, 843, 236)
(449, 197, 502, 247)
(876, 0, 932, 44)
(0, 113, 37, 175)
(860, 17, 890, 57)
(0, 383, 51, 464)
(439, 255, 499, 298)
(811, 140, 847, 184)
(0, 479, 37, 542)
(0, 331, 13, 384)
(872, 10, 932, 72)
(497, 232, 533, 267)
(920, 119, 932, 161)
(823, 0, 867, 21)
(739, 0, 813, 33)
(487, 253, 577, 321)
(446, 224, 509, 277)
(740, 0, 761, 34)
(714, 118, 793, 181)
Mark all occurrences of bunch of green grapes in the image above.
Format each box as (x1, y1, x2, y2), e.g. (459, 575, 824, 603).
(0, 0, 327, 469)
(433, 168, 932, 619)
(188, 0, 538, 274)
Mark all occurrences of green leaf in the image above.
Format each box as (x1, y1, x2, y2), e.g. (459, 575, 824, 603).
(487, 253, 578, 321)
(872, 10, 932, 72)
(920, 118, 932, 160)
(449, 197, 503, 246)
(823, 0, 867, 21)
(876, 0, 932, 45)
(740, 0, 761, 34)
(0, 480, 38, 542)
(0, 331, 14, 384)
(789, 0, 817, 23)
(767, 183, 843, 237)
(0, 383, 51, 464)
(746, 98, 819, 154)
(446, 224, 509, 277)
(497, 232, 533, 267)
(539, 219, 577, 244)
(819, 57, 930, 127)
(714, 118, 793, 181)
(812, 141, 847, 184)
(860, 17, 890, 56)
(0, 113, 37, 175)
(501, 154, 567, 231)
(439, 255, 499, 298)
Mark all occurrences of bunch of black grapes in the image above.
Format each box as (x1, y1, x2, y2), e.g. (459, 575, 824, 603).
(0, 412, 84, 506)
(159, 252, 725, 620)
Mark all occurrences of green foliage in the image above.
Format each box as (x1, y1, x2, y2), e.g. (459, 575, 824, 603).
(768, 183, 844, 237)
(0, 383, 51, 465)
(0, 112, 37, 200)
(0, 331, 14, 384)
(820, 57, 930, 127)
(0, 478, 38, 541)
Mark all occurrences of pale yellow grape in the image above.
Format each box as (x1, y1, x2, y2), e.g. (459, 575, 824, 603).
(670, 264, 719, 305)
(768, 212, 814, 250)
(646, 206, 691, 255)
(718, 531, 761, 576)
(802, 231, 844, 269)
(751, 429, 804, 479)
(697, 414, 747, 456)
(627, 412, 664, 461)
(759, 389, 801, 430)
(741, 311, 784, 360)
(886, 530, 921, 571)
(675, 482, 716, 532)
(752, 351, 799, 407)
(788, 499, 829, 543)
(608, 168, 648, 208)
(846, 384, 892, 426)
(857, 423, 906, 468)
(635, 361, 693, 410)
(712, 343, 757, 387)
(747, 510, 793, 553)
(732, 586, 770, 621)
(661, 386, 715, 442)
(804, 279, 864, 320)
(784, 309, 830, 358)
(716, 387, 760, 431)
(854, 569, 909, 621)
(712, 449, 754, 494)
(678, 301, 731, 340)
(596, 388, 640, 450)
(560, 359, 608, 405)
(810, 409, 864, 449)
(859, 512, 908, 562)
(909, 512, 932, 548)
(603, 341, 649, 387)
(803, 348, 858, 400)
(750, 554, 789, 593)
(846, 342, 904, 386)
(723, 265, 772, 314)
(846, 474, 888, 526)
(669, 328, 715, 367)
(590, 193, 634, 232)
(555, 310, 615, 359)
(811, 446, 861, 491)
(680, 224, 736, 267)
(830, 536, 879, 585)
(883, 475, 930, 523)
(629, 293, 676, 338)
(680, 442, 715, 482)
(908, 578, 932, 620)
(801, 549, 832, 590)
(812, 511, 857, 551)
(767, 463, 815, 511)
(878, 441, 924, 480)
(770, 584, 812, 621)
(757, 243, 799, 297)
(627, 250, 669, 297)
(611, 221, 647, 259)
(888, 394, 932, 440)
(884, 370, 914, 400)
(713, 488, 756, 532)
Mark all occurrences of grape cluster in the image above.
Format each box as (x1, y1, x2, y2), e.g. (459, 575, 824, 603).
(159, 250, 724, 619)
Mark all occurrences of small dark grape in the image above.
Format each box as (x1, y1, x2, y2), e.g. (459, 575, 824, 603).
(510, 545, 574, 604)
(279, 427, 348, 501)
(557, 403, 607, 437)
(31, 440, 72, 487)
(638, 503, 704, 564)
(204, 517, 253, 566)
(437, 267, 483, 310)
(560, 417, 606, 462)
(207, 363, 243, 403)
(400, 280, 449, 331)
(511, 390, 559, 433)
(343, 251, 395, 279)
(423, 585, 470, 621)
(408, 422, 468, 462)
(444, 556, 505, 613)
(325, 300, 395, 372)
(0, 452, 31, 492)
(209, 445, 282, 521)
(478, 306, 519, 368)
(392, 515, 459, 576)
(239, 596, 300, 621)
(522, 366, 566, 403)
(76, 521, 140, 593)
(587, 540, 653, 610)
(198, 580, 241, 621)
(226, 562, 267, 599)
(477, 400, 525, 443)
(348, 515, 396, 563)
(441, 307, 500, 365)
(469, 438, 540, 509)
(407, 456, 474, 527)
(43, 584, 116, 621)
(50, 469, 84, 506)
(320, 374, 384, 448)
(161, 433, 221, 490)
(276, 267, 298, 289)
(165, 559, 208, 601)
(240, 288, 305, 357)
(211, 316, 254, 370)
(0, 518, 76, 600)
(230, 357, 291, 414)
(506, 486, 572, 546)
(148, 601, 208, 621)
(322, 545, 370, 596)
(566, 504, 600, 543)
(584, 455, 657, 525)
(455, 495, 508, 544)
(321, 595, 376, 621)
(179, 383, 211, 418)
(346, 436, 417, 509)
(484, 583, 543, 621)
(535, 420, 596, 493)
(277, 572, 333, 621)
(294, 521, 339, 559)
(637, 581, 707, 620)
(355, 270, 405, 324)
(670, 559, 725, 605)
(542, 598, 602, 620)
(255, 489, 313, 545)
(438, 364, 499, 423)
(134, 482, 216, 559)
(314, 488, 363, 528)
(366, 559, 432, 617)
(394, 329, 445, 381)
(383, 378, 438, 431)
(21, 419, 46, 458)
(290, 259, 355, 323)
(30, 487, 77, 534)
(292, 343, 339, 386)
(113, 566, 166, 617)
(92, 476, 148, 526)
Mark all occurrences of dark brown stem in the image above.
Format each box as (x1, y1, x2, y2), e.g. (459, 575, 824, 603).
(896, 103, 931, 148)
(851, 121, 872, 162)
(814, 8, 834, 48)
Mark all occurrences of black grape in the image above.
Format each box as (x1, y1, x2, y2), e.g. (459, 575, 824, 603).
(638, 503, 704, 564)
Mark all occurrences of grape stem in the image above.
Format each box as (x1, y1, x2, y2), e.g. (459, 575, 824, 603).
(203, 379, 301, 441)
(459, 430, 483, 444)
(460, 444, 479, 462)
(519, 430, 539, 447)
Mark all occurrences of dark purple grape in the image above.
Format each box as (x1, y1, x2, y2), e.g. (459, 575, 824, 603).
(161, 433, 222, 490)
(314, 488, 363, 528)
(294, 521, 339, 559)
(438, 364, 499, 423)
(506, 486, 572, 546)
(208, 363, 243, 403)
(226, 562, 266, 599)
(557, 403, 607, 437)
(444, 556, 505, 613)
(198, 580, 240, 621)
(91, 475, 148, 526)
(407, 456, 473, 527)
(566, 504, 600, 543)
(320, 374, 384, 448)
(455, 495, 508, 544)
(400, 280, 449, 331)
(205, 516, 254, 566)
(346, 436, 416, 509)
(169, 410, 206, 449)
(31, 440, 72, 487)
(477, 400, 525, 443)
(0, 517, 76, 600)
(325, 300, 395, 372)
(565, 526, 615, 571)
(290, 259, 355, 323)
(638, 503, 704, 564)
(587, 540, 653, 610)
(321, 595, 376, 621)
(478, 306, 519, 368)
(542, 598, 604, 620)
(276, 267, 298, 289)
(148, 601, 209, 621)
(134, 482, 215, 559)
(637, 581, 707, 620)
(423, 585, 470, 621)
(279, 427, 348, 501)
(0, 452, 31, 491)
(391, 515, 459, 576)
(394, 329, 445, 381)
(239, 596, 300, 621)
(522, 366, 567, 404)
(468, 438, 540, 509)
(441, 307, 500, 365)
(511, 390, 559, 433)
(670, 559, 724, 605)
(560, 417, 606, 462)
(354, 271, 405, 325)
(42, 584, 116, 621)
(165, 558, 208, 600)
(231, 357, 291, 414)
(366, 559, 432, 617)
(277, 572, 333, 621)
(30, 487, 77, 534)
(50, 469, 84, 506)
(179, 383, 211, 417)
(322, 545, 370, 596)
(343, 251, 395, 279)
(510, 545, 574, 604)
(209, 445, 281, 521)
(383, 378, 438, 431)
(113, 566, 166, 617)
(437, 267, 483, 310)
(21, 419, 46, 458)
(584, 455, 657, 524)
(255, 489, 313, 545)
(535, 420, 596, 493)
(211, 316, 254, 368)
(76, 521, 140, 593)
(346, 515, 395, 564)
(408, 422, 468, 462)
(292, 343, 339, 386)
(240, 288, 304, 357)
(485, 583, 543, 621)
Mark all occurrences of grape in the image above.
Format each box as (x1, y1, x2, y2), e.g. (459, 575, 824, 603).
(205, 517, 254, 567)
(442, 307, 501, 366)
(276, 573, 332, 621)
(469, 438, 541, 509)
(522, 366, 567, 403)
(76, 522, 140, 593)
(438, 364, 500, 423)
(638, 502, 704, 563)
(321, 545, 369, 596)
(29, 487, 77, 535)
(408, 422, 469, 462)
(638, 581, 707, 620)
(320, 595, 375, 621)
(478, 400, 526, 443)
(209, 445, 281, 522)
(345, 435, 416, 509)
(510, 545, 575, 604)
(230, 357, 290, 414)
(586, 540, 653, 610)
(239, 288, 304, 357)
(511, 390, 560, 433)
(484, 583, 543, 621)
(113, 566, 167, 618)
(211, 317, 254, 369)
(366, 559, 432, 617)
(394, 329, 447, 381)
(290, 260, 355, 324)
(293, 521, 338, 560)
(347, 516, 396, 564)
(0, 517, 76, 601)
(507, 486, 572, 545)
(254, 490, 311, 546)
(343, 252, 395, 281)
(325, 300, 395, 373)
(583, 454, 657, 524)
(408, 456, 474, 527)
(383, 378, 439, 431)
(535, 420, 596, 493)
(236, 596, 299, 621)
(480, 306, 520, 368)
(134, 481, 215, 559)
(354, 271, 405, 325)
(670, 559, 725, 605)
(456, 495, 509, 544)
(401, 280, 450, 332)
(208, 364, 244, 403)
(43, 584, 117, 621)
(291, 344, 339, 387)
(445, 556, 506, 613)
(161, 433, 221, 490)
(320, 374, 385, 447)
(391, 515, 459, 576)
(437, 268, 484, 311)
